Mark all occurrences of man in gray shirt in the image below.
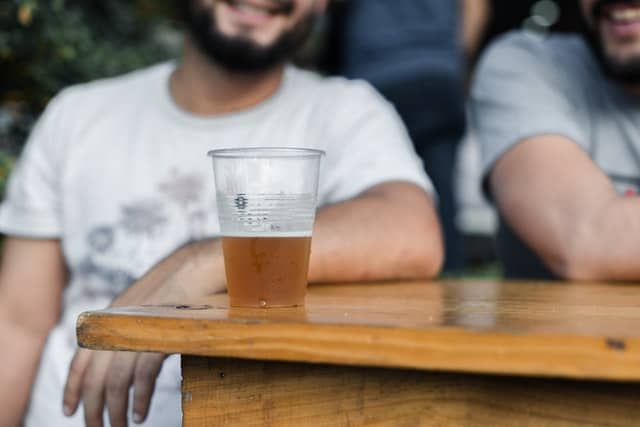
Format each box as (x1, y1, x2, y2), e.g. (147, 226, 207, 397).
(472, 0, 640, 280)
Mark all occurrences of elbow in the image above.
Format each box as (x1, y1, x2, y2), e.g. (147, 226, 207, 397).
(409, 207, 445, 280)
(403, 227, 444, 280)
(421, 238, 445, 279)
(550, 255, 600, 282)
(0, 300, 59, 339)
(370, 185, 444, 280)
(412, 195, 445, 279)
(546, 235, 601, 282)
(419, 251, 444, 279)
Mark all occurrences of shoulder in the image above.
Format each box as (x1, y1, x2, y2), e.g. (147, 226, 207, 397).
(51, 62, 173, 115)
(482, 30, 585, 56)
(287, 67, 387, 107)
(474, 31, 598, 102)
(284, 66, 395, 115)
(479, 31, 592, 74)
(26, 62, 173, 157)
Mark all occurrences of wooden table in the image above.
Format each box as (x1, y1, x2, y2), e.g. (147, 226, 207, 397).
(77, 280, 640, 426)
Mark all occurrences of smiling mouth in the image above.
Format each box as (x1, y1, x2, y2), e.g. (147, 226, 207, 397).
(600, 2, 640, 24)
(220, 0, 294, 17)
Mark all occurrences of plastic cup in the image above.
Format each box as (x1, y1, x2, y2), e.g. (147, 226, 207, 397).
(208, 148, 324, 308)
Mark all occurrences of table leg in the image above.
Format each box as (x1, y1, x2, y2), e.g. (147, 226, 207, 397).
(181, 356, 640, 426)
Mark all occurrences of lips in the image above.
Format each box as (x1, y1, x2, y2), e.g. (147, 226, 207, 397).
(593, 1, 640, 38)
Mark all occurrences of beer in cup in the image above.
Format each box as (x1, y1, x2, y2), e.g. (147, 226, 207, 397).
(208, 148, 323, 307)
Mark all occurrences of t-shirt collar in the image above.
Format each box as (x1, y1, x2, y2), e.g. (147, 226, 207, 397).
(157, 61, 293, 130)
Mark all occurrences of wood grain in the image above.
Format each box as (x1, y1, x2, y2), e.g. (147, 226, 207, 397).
(181, 356, 640, 427)
(77, 280, 640, 381)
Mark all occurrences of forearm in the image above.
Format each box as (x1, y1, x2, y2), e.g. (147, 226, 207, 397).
(309, 183, 443, 282)
(0, 319, 48, 427)
(115, 184, 442, 302)
(112, 239, 226, 306)
(461, 0, 490, 59)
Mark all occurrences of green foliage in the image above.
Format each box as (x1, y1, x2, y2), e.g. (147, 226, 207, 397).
(441, 262, 504, 280)
(0, 151, 15, 198)
(1, 0, 179, 111)
(0, 0, 180, 196)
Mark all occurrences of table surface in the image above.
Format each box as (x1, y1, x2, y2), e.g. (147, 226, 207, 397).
(77, 280, 640, 381)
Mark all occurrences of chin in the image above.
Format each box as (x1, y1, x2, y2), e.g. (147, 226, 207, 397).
(604, 54, 640, 83)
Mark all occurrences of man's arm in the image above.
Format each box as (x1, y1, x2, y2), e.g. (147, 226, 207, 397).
(311, 181, 443, 281)
(491, 134, 640, 281)
(460, 0, 490, 60)
(105, 180, 442, 300)
(0, 237, 67, 427)
(64, 180, 443, 427)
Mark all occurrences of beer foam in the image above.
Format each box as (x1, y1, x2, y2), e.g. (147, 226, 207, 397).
(219, 231, 312, 238)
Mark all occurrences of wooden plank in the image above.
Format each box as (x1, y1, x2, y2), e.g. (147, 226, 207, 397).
(181, 356, 640, 427)
(77, 280, 640, 381)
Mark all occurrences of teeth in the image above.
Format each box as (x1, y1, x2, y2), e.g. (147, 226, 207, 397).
(232, 0, 271, 16)
(611, 8, 640, 22)
(240, 4, 268, 15)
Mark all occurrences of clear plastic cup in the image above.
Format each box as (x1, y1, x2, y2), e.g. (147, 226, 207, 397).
(208, 148, 324, 307)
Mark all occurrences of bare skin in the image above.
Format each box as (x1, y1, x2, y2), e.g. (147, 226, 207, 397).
(0, 239, 67, 427)
(460, 0, 490, 60)
(491, 135, 640, 280)
(1, 1, 443, 426)
(490, 0, 640, 280)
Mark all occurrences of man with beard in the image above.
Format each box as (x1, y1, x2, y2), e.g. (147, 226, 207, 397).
(471, 0, 640, 280)
(0, 1, 443, 426)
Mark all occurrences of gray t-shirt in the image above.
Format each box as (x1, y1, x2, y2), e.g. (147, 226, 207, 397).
(471, 31, 640, 278)
(473, 31, 640, 195)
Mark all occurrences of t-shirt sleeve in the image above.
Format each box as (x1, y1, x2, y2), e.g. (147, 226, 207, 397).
(0, 94, 67, 238)
(317, 80, 434, 206)
(471, 33, 588, 187)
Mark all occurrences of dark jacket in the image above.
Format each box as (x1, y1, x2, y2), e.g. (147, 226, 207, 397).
(333, 0, 466, 144)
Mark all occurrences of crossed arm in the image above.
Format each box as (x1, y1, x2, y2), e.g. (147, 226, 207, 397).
(491, 134, 640, 280)
(0, 181, 442, 426)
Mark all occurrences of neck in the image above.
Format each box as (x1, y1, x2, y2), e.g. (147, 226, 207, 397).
(170, 37, 286, 116)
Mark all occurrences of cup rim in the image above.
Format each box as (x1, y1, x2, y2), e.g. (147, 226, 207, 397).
(208, 147, 325, 159)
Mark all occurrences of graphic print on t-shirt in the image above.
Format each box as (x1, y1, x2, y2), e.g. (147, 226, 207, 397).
(76, 169, 209, 300)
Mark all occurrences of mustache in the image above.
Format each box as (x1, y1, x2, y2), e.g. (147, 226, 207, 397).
(218, 0, 295, 16)
(592, 0, 640, 20)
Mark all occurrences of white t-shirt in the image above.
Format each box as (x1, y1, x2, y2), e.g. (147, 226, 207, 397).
(0, 62, 431, 426)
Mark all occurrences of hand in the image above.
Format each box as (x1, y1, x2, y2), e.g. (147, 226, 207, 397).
(63, 348, 167, 427)
(61, 239, 226, 426)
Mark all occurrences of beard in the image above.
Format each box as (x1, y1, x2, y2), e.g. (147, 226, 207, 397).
(178, 0, 316, 73)
(580, 0, 640, 84)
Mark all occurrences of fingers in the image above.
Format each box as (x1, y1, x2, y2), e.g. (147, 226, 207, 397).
(106, 352, 138, 427)
(63, 348, 167, 426)
(82, 351, 114, 427)
(132, 353, 166, 424)
(63, 348, 92, 416)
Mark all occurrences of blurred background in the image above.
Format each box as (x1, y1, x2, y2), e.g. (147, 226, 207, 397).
(0, 0, 583, 276)
(0, 0, 181, 190)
